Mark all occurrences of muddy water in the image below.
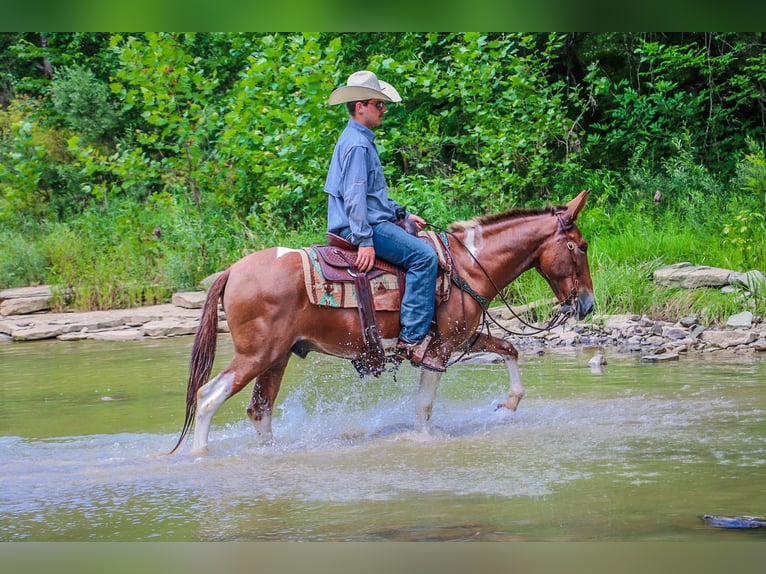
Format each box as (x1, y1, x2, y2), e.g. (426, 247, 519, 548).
(1, 336, 764, 541)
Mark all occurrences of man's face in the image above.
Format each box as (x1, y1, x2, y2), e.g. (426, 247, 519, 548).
(356, 99, 387, 129)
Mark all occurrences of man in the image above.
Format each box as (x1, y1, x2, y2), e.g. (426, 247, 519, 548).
(324, 70, 442, 371)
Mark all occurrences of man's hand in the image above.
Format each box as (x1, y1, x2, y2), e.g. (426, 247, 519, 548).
(408, 214, 427, 231)
(355, 245, 376, 273)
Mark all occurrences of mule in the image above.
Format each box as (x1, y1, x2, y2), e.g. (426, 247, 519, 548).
(170, 190, 594, 454)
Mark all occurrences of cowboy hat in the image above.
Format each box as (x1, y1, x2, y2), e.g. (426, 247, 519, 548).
(328, 70, 402, 105)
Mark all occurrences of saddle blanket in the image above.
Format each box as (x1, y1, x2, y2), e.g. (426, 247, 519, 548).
(298, 231, 451, 311)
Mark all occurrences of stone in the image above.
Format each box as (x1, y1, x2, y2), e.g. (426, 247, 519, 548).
(642, 352, 679, 362)
(88, 329, 146, 342)
(726, 311, 753, 329)
(662, 326, 688, 339)
(141, 319, 199, 338)
(172, 291, 207, 309)
(728, 270, 766, 292)
(689, 325, 706, 339)
(199, 272, 223, 289)
(699, 330, 757, 348)
(678, 315, 698, 327)
(653, 262, 732, 289)
(12, 323, 66, 341)
(0, 296, 51, 315)
(0, 285, 52, 301)
(588, 354, 607, 367)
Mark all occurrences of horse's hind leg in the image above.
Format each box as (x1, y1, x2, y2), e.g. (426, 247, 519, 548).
(246, 355, 289, 442)
(192, 355, 262, 454)
(471, 334, 525, 411)
(193, 370, 235, 453)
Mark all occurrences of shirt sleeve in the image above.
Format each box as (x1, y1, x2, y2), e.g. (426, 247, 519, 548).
(341, 146, 374, 247)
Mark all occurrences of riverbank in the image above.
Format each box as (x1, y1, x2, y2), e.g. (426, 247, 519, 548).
(2, 290, 765, 361)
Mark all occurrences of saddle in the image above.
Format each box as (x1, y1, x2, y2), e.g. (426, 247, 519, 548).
(313, 233, 407, 377)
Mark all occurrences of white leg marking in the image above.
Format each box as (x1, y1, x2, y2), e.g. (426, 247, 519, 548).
(250, 413, 274, 443)
(192, 371, 235, 453)
(415, 369, 443, 431)
(501, 357, 525, 411)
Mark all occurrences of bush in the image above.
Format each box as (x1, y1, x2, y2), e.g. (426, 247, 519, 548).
(49, 64, 118, 144)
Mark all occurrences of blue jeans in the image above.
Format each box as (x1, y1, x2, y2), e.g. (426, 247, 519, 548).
(341, 221, 438, 344)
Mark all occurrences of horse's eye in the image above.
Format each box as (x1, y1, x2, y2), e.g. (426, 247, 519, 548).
(579, 243, 588, 254)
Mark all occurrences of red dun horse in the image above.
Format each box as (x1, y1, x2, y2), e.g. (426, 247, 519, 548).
(171, 190, 594, 454)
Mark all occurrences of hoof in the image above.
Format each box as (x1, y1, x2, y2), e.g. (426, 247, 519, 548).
(190, 444, 209, 456)
(495, 396, 523, 412)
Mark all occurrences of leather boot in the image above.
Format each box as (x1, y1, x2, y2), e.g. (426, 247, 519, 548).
(394, 334, 446, 372)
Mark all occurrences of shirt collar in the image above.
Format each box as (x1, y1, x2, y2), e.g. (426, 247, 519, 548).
(347, 118, 375, 142)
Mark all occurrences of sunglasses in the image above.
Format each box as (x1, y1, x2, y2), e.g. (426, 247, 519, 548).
(363, 100, 387, 111)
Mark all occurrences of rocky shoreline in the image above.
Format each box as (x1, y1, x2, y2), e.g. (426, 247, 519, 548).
(1, 288, 765, 362)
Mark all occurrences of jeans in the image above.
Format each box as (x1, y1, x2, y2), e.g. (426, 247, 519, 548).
(341, 221, 438, 344)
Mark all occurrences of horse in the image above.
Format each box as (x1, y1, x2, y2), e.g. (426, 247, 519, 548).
(170, 189, 594, 454)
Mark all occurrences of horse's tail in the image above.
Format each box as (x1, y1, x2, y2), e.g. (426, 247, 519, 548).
(168, 268, 230, 454)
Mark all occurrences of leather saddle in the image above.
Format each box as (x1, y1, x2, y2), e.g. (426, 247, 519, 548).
(312, 232, 409, 378)
(312, 233, 404, 283)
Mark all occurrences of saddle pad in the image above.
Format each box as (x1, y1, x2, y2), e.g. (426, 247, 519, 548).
(298, 247, 402, 310)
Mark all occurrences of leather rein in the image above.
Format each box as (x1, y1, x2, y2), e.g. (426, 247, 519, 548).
(428, 210, 581, 342)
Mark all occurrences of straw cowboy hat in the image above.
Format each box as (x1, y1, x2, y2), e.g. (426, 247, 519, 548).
(328, 70, 402, 105)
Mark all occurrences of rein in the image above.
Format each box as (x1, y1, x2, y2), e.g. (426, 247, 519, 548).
(426, 215, 579, 341)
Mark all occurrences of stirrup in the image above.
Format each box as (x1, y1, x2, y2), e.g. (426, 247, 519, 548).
(394, 335, 445, 372)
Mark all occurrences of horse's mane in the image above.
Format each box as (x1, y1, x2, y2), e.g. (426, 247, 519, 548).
(449, 204, 565, 232)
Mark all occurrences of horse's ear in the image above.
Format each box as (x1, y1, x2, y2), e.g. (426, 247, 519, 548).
(565, 189, 590, 222)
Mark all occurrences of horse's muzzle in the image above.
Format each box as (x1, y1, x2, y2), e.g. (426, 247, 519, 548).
(560, 291, 595, 321)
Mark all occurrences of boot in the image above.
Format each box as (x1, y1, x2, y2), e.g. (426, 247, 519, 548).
(394, 334, 446, 372)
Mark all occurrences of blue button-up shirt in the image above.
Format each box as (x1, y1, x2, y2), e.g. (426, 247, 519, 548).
(324, 119, 402, 247)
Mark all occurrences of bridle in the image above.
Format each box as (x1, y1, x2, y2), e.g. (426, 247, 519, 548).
(427, 210, 582, 345)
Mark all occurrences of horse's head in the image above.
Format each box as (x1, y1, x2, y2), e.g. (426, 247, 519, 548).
(535, 190, 595, 321)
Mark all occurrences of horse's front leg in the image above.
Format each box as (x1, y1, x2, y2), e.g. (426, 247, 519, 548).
(414, 368, 444, 431)
(471, 333, 525, 411)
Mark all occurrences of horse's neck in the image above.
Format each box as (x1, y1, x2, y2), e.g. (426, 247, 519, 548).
(452, 214, 554, 290)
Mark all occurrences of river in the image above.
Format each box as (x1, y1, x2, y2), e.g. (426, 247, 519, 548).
(1, 336, 764, 541)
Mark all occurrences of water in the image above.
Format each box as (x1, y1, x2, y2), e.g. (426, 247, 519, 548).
(1, 336, 765, 541)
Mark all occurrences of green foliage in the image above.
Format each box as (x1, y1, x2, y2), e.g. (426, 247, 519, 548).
(0, 228, 48, 288)
(49, 64, 118, 144)
(40, 196, 255, 310)
(217, 33, 342, 232)
(1, 32, 765, 321)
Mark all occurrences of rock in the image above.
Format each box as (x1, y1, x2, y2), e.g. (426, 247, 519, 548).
(642, 352, 679, 362)
(88, 329, 146, 342)
(588, 354, 606, 367)
(141, 319, 199, 338)
(12, 323, 67, 341)
(726, 311, 753, 329)
(662, 326, 688, 339)
(0, 286, 53, 315)
(700, 330, 757, 348)
(678, 315, 698, 327)
(0, 296, 51, 315)
(654, 262, 732, 289)
(0, 285, 53, 301)
(199, 272, 223, 289)
(689, 324, 706, 339)
(728, 270, 766, 292)
(172, 291, 207, 309)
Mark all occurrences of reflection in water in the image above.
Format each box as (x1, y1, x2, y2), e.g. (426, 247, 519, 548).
(0, 337, 764, 541)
